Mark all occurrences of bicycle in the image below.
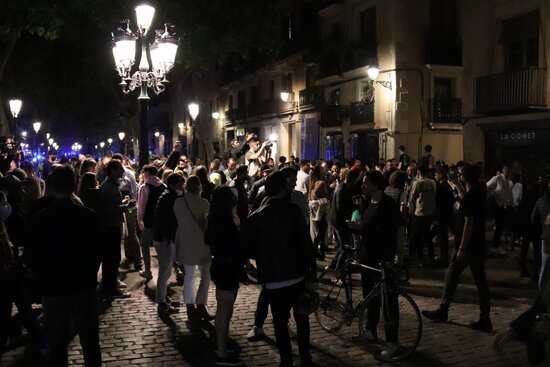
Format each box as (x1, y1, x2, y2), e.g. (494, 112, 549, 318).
(315, 244, 422, 362)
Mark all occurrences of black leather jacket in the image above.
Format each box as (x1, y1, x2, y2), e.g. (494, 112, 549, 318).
(244, 197, 317, 285)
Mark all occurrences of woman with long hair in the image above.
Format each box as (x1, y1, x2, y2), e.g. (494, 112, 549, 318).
(309, 180, 330, 260)
(77, 172, 101, 211)
(205, 186, 245, 366)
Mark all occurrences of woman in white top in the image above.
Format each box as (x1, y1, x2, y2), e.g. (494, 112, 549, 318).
(174, 175, 213, 321)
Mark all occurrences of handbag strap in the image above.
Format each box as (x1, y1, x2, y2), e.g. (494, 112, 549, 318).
(183, 195, 204, 231)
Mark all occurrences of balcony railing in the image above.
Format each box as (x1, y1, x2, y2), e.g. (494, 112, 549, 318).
(350, 101, 374, 125)
(299, 87, 324, 108)
(429, 98, 462, 124)
(279, 101, 295, 113)
(260, 99, 277, 115)
(475, 67, 547, 113)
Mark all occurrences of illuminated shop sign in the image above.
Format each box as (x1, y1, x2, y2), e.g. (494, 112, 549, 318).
(486, 129, 549, 146)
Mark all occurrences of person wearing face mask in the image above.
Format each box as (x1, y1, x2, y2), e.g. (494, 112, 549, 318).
(152, 173, 185, 315)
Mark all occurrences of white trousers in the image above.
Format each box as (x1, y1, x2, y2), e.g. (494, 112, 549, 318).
(183, 263, 211, 305)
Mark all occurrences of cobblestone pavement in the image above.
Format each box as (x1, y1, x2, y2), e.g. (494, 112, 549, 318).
(2, 246, 538, 367)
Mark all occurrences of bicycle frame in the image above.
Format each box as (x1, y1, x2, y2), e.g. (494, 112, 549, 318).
(342, 259, 390, 323)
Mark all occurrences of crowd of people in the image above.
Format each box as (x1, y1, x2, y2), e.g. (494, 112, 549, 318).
(1, 133, 550, 366)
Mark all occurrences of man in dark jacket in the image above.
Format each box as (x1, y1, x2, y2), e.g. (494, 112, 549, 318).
(226, 132, 254, 164)
(245, 171, 317, 367)
(27, 165, 102, 367)
(99, 160, 134, 298)
(152, 173, 184, 314)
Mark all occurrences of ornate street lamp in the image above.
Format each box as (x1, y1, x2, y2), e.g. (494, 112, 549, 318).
(211, 112, 220, 120)
(112, 4, 178, 170)
(33, 122, 41, 155)
(8, 99, 22, 137)
(188, 102, 199, 157)
(119, 131, 126, 155)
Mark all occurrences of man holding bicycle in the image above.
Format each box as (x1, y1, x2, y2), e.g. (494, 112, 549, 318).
(349, 171, 402, 359)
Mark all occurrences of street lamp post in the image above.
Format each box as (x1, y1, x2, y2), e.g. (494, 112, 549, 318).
(112, 5, 178, 171)
(8, 99, 22, 138)
(33, 122, 41, 156)
(188, 102, 199, 158)
(118, 132, 126, 155)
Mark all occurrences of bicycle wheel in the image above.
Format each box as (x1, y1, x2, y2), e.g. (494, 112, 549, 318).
(358, 287, 422, 362)
(314, 269, 348, 332)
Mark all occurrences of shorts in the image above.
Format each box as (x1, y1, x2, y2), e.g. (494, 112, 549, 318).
(211, 261, 241, 291)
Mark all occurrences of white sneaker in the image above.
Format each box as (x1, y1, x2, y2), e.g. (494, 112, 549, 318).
(246, 326, 265, 341)
(117, 280, 127, 288)
(380, 342, 399, 359)
(139, 270, 153, 279)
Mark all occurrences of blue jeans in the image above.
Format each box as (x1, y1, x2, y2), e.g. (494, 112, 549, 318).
(329, 225, 350, 270)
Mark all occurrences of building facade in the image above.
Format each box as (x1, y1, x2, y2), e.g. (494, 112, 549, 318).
(461, 0, 550, 181)
(172, 0, 550, 175)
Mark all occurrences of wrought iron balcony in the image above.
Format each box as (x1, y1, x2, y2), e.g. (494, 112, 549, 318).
(318, 105, 342, 127)
(350, 101, 374, 125)
(429, 98, 462, 124)
(299, 87, 324, 108)
(474, 67, 547, 113)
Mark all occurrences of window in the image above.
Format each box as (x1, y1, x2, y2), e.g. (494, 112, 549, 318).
(330, 88, 341, 105)
(427, 0, 460, 65)
(501, 11, 539, 70)
(359, 7, 377, 45)
(429, 0, 457, 41)
(282, 73, 293, 92)
(434, 78, 454, 100)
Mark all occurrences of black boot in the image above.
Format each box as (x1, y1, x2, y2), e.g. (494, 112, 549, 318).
(196, 304, 215, 321)
(470, 316, 492, 332)
(421, 307, 448, 323)
(186, 304, 198, 322)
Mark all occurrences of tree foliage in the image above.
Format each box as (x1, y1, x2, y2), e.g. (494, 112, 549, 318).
(0, 0, 281, 144)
